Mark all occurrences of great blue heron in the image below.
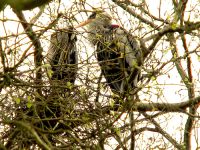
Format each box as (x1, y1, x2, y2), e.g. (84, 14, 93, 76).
(76, 10, 142, 96)
(47, 26, 78, 86)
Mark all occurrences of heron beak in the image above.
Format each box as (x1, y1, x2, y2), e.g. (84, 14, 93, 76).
(75, 19, 93, 28)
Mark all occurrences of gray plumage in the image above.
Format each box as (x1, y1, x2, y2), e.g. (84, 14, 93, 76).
(47, 27, 78, 84)
(80, 11, 142, 95)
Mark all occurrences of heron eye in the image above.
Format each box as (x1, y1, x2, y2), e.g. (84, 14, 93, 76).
(88, 12, 96, 19)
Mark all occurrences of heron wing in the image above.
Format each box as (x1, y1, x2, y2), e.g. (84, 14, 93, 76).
(47, 28, 78, 83)
(114, 27, 142, 83)
(95, 25, 142, 94)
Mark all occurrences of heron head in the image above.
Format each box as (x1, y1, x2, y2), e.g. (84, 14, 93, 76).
(75, 10, 112, 45)
(75, 10, 112, 29)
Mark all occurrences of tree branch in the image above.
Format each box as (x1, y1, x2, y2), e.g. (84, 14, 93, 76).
(7, 0, 53, 10)
(167, 34, 189, 87)
(127, 96, 200, 111)
(0, 38, 5, 72)
(112, 0, 159, 29)
(119, 0, 170, 24)
(142, 112, 184, 149)
(142, 22, 200, 59)
(61, 95, 200, 132)
(180, 3, 196, 148)
(3, 120, 51, 150)
(13, 9, 43, 96)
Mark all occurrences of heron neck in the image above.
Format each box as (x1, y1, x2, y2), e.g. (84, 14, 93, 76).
(87, 22, 111, 45)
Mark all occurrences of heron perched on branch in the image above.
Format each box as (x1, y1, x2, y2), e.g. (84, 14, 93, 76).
(47, 26, 78, 86)
(41, 26, 78, 133)
(76, 10, 142, 96)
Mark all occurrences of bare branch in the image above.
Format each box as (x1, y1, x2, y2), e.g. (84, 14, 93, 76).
(167, 34, 189, 87)
(3, 120, 52, 150)
(13, 9, 44, 96)
(142, 22, 200, 58)
(8, 0, 53, 11)
(30, 6, 45, 24)
(112, 0, 159, 29)
(0, 38, 5, 72)
(120, 1, 170, 24)
(142, 112, 183, 149)
(180, 5, 196, 148)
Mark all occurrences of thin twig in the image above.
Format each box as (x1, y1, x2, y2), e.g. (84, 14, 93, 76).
(3, 120, 51, 150)
(142, 112, 183, 149)
(13, 9, 43, 96)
